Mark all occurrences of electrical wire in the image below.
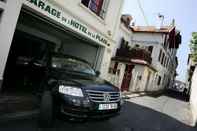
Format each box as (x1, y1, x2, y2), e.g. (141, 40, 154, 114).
(137, 0, 149, 26)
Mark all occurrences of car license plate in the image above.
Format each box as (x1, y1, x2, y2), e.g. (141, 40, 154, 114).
(98, 103, 118, 110)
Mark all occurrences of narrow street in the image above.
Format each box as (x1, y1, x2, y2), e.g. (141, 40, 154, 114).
(0, 0, 197, 130)
(127, 91, 194, 128)
(0, 92, 196, 131)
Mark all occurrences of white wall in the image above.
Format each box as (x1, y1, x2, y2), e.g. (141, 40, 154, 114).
(130, 65, 156, 92)
(143, 67, 156, 91)
(132, 32, 177, 90)
(0, 0, 24, 87)
(112, 23, 133, 56)
(107, 61, 126, 88)
(132, 32, 164, 43)
(50, 0, 124, 43)
(190, 66, 197, 126)
(130, 65, 145, 92)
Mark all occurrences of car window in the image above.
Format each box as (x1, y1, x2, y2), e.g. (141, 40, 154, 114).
(51, 56, 96, 75)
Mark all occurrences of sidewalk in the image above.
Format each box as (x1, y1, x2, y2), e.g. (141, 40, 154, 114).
(122, 90, 164, 99)
(122, 92, 146, 99)
(127, 92, 194, 126)
(0, 93, 40, 122)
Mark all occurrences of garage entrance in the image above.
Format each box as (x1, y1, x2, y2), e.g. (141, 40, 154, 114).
(1, 9, 103, 114)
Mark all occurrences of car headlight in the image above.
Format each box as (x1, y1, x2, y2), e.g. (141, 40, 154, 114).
(59, 85, 84, 97)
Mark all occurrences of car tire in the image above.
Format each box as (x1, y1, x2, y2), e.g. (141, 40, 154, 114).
(38, 90, 54, 128)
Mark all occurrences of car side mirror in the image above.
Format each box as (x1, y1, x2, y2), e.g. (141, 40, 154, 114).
(95, 71, 100, 77)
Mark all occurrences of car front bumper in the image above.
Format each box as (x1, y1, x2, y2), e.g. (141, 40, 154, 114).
(61, 106, 120, 119)
(60, 101, 121, 119)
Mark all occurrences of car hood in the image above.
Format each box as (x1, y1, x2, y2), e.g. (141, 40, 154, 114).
(72, 78, 119, 92)
(49, 69, 119, 92)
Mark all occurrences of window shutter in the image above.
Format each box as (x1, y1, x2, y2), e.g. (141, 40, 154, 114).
(158, 49, 162, 61)
(89, 0, 98, 13)
(100, 0, 109, 18)
(97, 0, 104, 15)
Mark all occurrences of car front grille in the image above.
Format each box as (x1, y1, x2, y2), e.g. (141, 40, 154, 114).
(86, 90, 120, 103)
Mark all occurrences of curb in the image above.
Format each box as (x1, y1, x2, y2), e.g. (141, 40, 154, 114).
(122, 90, 165, 99)
(123, 93, 146, 99)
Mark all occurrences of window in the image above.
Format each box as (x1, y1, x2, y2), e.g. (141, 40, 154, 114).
(112, 62, 118, 74)
(0, 10, 3, 23)
(161, 53, 165, 65)
(120, 37, 129, 49)
(165, 58, 167, 68)
(163, 74, 166, 85)
(82, 0, 90, 7)
(158, 49, 162, 61)
(164, 34, 168, 49)
(163, 56, 167, 67)
(166, 58, 169, 68)
(148, 46, 153, 54)
(81, 0, 109, 19)
(108, 62, 119, 75)
(157, 76, 161, 85)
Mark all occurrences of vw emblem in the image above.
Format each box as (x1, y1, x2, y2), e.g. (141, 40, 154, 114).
(103, 93, 111, 102)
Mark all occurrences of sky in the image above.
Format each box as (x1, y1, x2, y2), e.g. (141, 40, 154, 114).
(122, 0, 197, 82)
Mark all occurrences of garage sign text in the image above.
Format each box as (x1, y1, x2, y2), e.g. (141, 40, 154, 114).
(26, 0, 110, 46)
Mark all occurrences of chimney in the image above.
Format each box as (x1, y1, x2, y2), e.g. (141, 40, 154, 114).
(171, 19, 175, 26)
(121, 14, 133, 27)
(132, 21, 135, 26)
(158, 13, 164, 28)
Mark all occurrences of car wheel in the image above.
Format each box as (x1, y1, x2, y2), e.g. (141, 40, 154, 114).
(38, 90, 54, 128)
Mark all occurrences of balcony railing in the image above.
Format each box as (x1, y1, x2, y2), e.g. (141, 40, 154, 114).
(115, 48, 152, 64)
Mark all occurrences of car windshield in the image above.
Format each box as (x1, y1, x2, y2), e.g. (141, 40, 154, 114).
(51, 56, 96, 75)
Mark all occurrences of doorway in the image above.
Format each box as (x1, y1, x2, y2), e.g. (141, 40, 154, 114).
(121, 64, 134, 91)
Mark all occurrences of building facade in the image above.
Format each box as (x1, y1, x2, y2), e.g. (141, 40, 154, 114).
(107, 14, 133, 88)
(108, 15, 181, 92)
(0, 0, 124, 90)
(131, 26, 181, 91)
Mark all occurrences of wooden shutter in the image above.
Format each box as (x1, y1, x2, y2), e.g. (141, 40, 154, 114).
(100, 0, 109, 18)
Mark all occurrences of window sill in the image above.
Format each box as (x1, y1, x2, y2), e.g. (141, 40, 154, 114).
(79, 3, 106, 25)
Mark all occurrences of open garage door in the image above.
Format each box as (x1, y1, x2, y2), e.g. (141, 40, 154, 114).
(16, 10, 102, 68)
(3, 9, 104, 91)
(3, 9, 104, 93)
(3, 30, 55, 92)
